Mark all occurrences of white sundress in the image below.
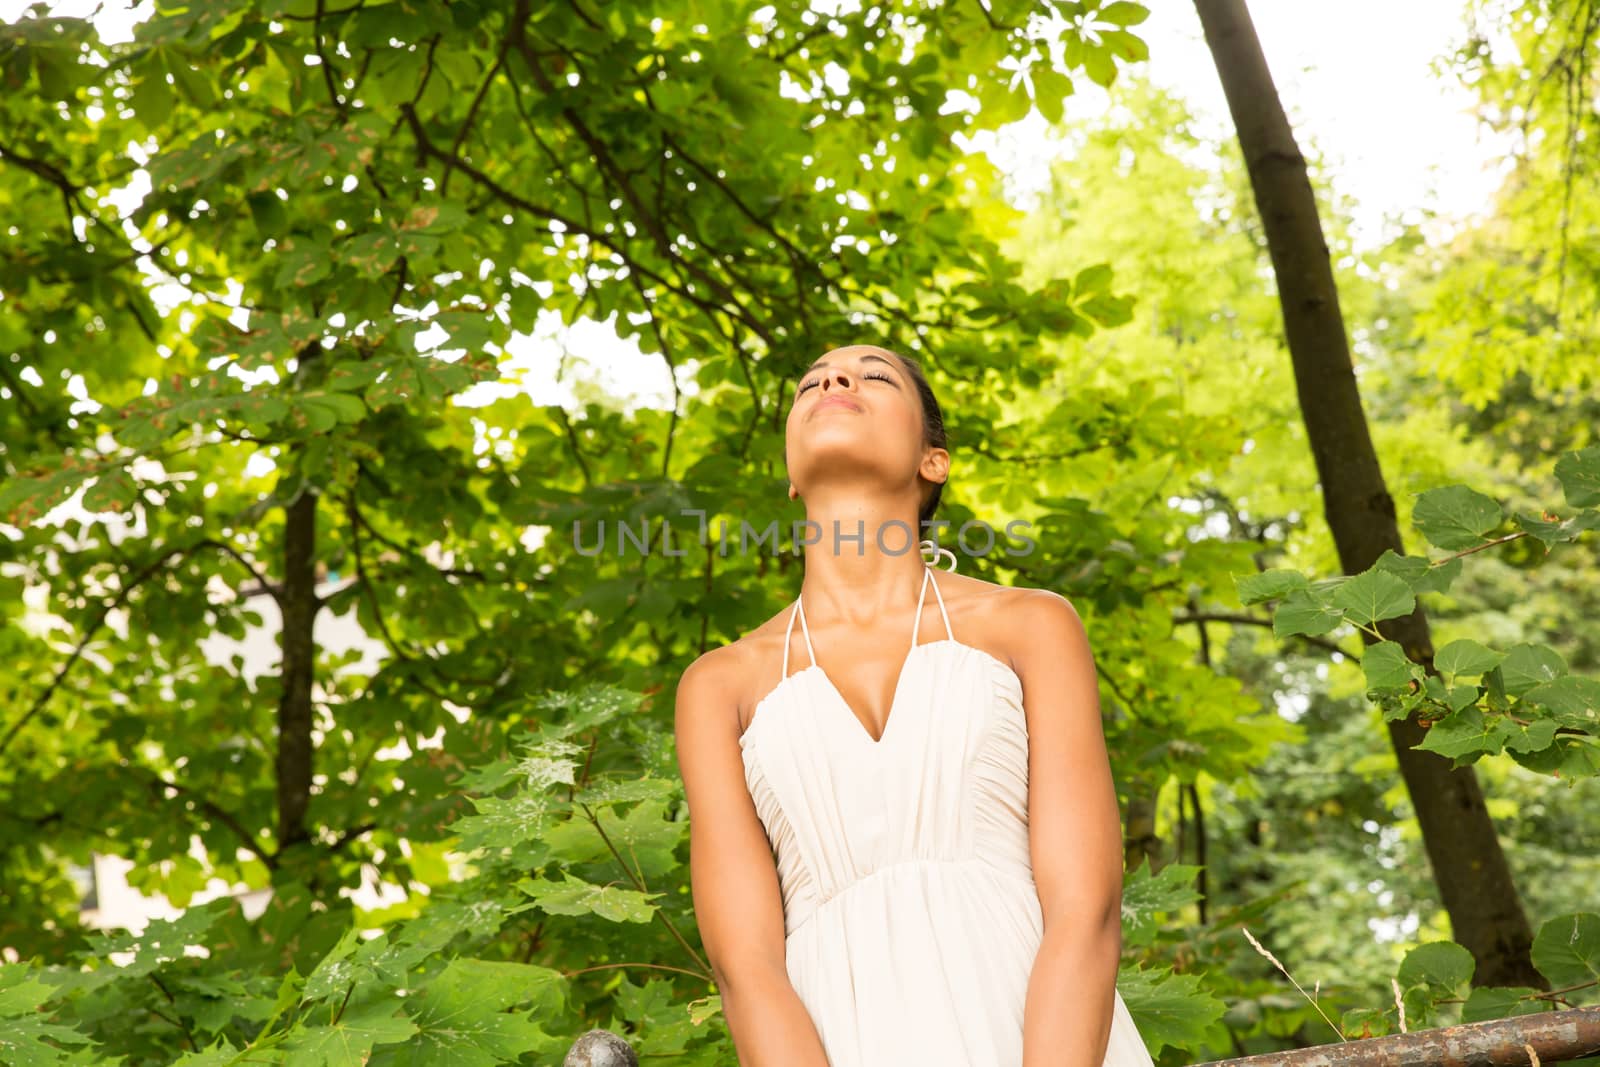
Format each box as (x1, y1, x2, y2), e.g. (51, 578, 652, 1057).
(737, 562, 1155, 1066)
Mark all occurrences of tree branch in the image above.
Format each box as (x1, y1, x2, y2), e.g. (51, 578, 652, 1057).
(137, 766, 277, 871)
(313, 0, 350, 118)
(329, 821, 377, 853)
(1173, 609, 1354, 658)
(0, 137, 82, 222)
(2, 543, 195, 755)
(440, 38, 511, 197)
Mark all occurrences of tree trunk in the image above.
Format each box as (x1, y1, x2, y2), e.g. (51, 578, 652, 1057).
(275, 480, 318, 853)
(1123, 792, 1163, 872)
(1191, 0, 1543, 987)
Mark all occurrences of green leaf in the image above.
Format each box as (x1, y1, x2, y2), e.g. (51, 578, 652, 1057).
(32, 49, 75, 101)
(168, 56, 218, 108)
(1530, 912, 1600, 987)
(1374, 549, 1463, 595)
(0, 965, 54, 1017)
(1417, 708, 1556, 764)
(1522, 676, 1600, 730)
(1502, 717, 1558, 754)
(129, 50, 175, 126)
(1461, 987, 1545, 1023)
(301, 390, 368, 427)
(247, 190, 289, 235)
(1435, 639, 1504, 678)
(326, 360, 387, 393)
(1397, 941, 1474, 994)
(1510, 735, 1600, 779)
(1361, 641, 1419, 691)
(1099, 28, 1150, 62)
(1412, 484, 1505, 550)
(612, 973, 676, 1027)
(302, 926, 364, 1002)
(517, 873, 660, 923)
(283, 996, 418, 1067)
(546, 795, 686, 872)
(1340, 1006, 1393, 1039)
(0, 457, 100, 527)
(1031, 65, 1072, 125)
(571, 776, 680, 808)
(1499, 643, 1567, 697)
(1330, 568, 1415, 627)
(1116, 962, 1227, 1056)
(1234, 568, 1308, 606)
(1272, 589, 1343, 637)
(687, 994, 722, 1026)
(1554, 445, 1600, 508)
(589, 796, 688, 880)
(1414, 707, 1496, 761)
(83, 898, 232, 979)
(1096, 1, 1151, 27)
(1120, 861, 1202, 947)
(82, 468, 139, 514)
(1485, 665, 1511, 711)
(172, 1037, 242, 1065)
(393, 960, 561, 1066)
(1514, 508, 1600, 547)
(0, 1013, 94, 1064)
(1081, 42, 1118, 87)
(521, 685, 642, 745)
(1073, 262, 1115, 296)
(452, 790, 570, 853)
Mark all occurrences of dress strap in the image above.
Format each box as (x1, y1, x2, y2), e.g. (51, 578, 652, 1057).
(787, 595, 817, 679)
(925, 564, 954, 643)
(794, 566, 950, 673)
(910, 565, 942, 648)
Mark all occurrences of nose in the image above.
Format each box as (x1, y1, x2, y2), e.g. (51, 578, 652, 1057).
(819, 365, 856, 392)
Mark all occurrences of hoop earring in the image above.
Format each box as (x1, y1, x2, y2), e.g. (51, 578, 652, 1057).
(919, 538, 958, 572)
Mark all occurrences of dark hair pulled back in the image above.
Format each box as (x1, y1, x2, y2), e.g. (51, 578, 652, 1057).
(887, 351, 948, 529)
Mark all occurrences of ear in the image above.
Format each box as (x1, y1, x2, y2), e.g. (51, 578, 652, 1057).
(919, 447, 950, 487)
(788, 483, 799, 501)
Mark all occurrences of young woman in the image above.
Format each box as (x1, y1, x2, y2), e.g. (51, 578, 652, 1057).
(675, 345, 1154, 1066)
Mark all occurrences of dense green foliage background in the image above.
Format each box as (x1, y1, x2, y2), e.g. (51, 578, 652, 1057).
(0, 0, 1596, 1063)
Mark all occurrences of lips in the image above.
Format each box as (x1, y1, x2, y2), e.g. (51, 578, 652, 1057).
(813, 394, 862, 416)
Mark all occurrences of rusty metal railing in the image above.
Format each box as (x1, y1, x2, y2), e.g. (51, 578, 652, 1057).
(1198, 1006, 1600, 1066)
(564, 1006, 1600, 1065)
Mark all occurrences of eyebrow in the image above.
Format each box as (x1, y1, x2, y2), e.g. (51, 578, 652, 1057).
(800, 352, 898, 378)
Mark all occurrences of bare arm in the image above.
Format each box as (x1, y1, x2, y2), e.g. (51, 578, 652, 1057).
(1016, 591, 1125, 1067)
(675, 651, 832, 1066)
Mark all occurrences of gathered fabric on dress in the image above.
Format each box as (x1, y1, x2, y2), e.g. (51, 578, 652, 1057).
(738, 564, 1155, 1066)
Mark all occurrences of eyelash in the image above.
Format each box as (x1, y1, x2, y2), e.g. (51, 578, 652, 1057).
(797, 369, 895, 395)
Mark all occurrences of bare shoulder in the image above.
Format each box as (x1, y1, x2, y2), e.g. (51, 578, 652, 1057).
(675, 642, 737, 708)
(932, 572, 1086, 673)
(676, 602, 798, 735)
(673, 642, 750, 774)
(1012, 586, 1086, 630)
(1007, 586, 1089, 648)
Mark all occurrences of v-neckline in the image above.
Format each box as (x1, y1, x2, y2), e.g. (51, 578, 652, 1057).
(810, 641, 936, 746)
(791, 566, 950, 747)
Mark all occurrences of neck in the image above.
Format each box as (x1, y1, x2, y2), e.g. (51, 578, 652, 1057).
(794, 489, 930, 626)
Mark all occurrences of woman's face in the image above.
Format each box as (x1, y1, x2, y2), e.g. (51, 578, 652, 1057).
(784, 345, 944, 508)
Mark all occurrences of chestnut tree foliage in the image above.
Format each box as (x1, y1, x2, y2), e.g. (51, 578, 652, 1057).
(1, 0, 1597, 1063)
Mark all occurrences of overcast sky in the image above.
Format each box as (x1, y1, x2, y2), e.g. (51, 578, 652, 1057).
(965, 0, 1513, 255)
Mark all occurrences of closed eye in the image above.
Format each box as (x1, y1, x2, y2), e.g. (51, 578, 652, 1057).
(796, 369, 898, 395)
